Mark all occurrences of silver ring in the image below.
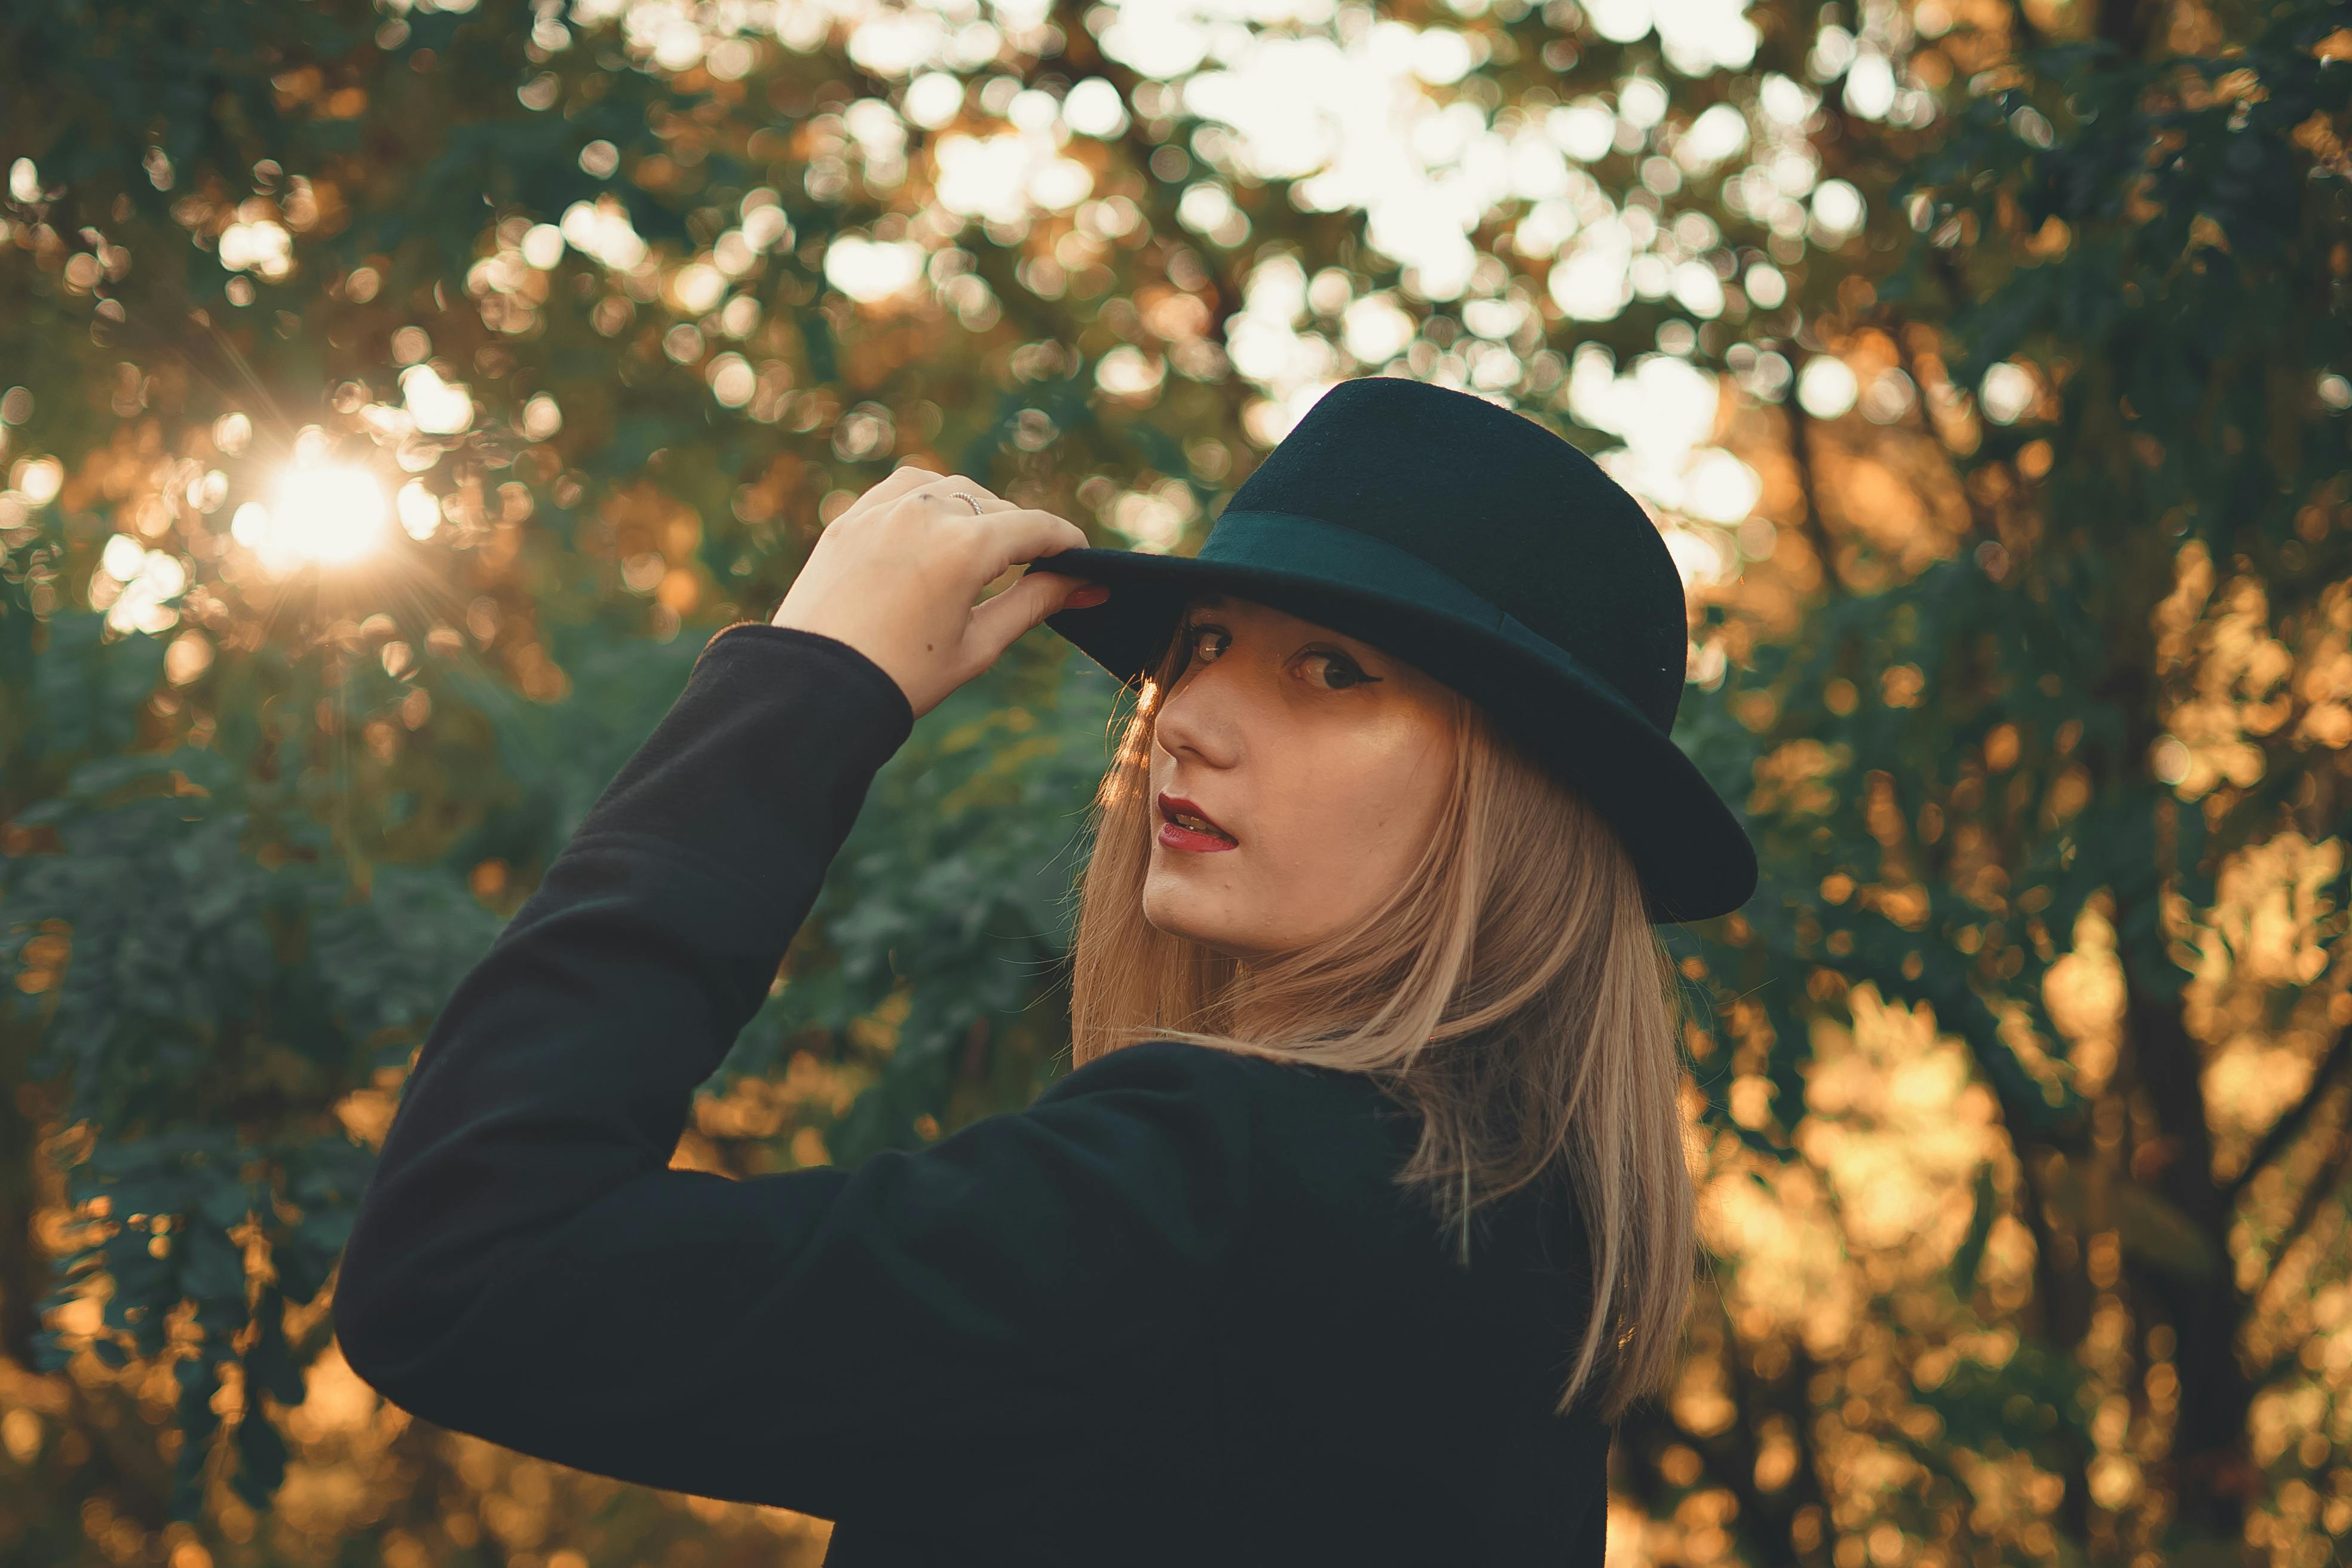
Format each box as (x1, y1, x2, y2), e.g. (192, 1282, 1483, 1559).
(952, 492, 984, 515)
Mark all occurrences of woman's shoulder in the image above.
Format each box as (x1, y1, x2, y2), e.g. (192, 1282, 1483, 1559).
(1043, 1037, 1365, 1079)
(1048, 1040, 1420, 1199)
(1040, 1039, 1411, 1126)
(1040, 1042, 1594, 1368)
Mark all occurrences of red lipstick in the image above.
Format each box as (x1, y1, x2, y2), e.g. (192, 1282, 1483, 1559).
(1156, 791, 1238, 853)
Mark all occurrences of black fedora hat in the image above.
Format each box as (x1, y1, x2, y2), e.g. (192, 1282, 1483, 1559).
(1021, 375, 1757, 926)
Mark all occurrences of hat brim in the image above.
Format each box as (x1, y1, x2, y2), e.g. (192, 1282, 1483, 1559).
(1022, 520, 1758, 925)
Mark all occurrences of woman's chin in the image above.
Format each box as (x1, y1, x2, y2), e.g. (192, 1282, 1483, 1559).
(1140, 886, 1248, 956)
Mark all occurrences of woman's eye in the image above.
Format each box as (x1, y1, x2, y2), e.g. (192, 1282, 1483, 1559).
(1181, 621, 1227, 662)
(1177, 621, 1379, 691)
(1306, 651, 1371, 690)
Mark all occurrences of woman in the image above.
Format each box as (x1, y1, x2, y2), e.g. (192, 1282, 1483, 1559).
(332, 376, 1759, 1566)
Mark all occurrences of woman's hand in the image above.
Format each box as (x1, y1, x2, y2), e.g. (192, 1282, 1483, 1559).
(770, 467, 1109, 721)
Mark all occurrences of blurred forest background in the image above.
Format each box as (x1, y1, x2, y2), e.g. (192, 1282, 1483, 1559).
(1, 0, 2349, 1564)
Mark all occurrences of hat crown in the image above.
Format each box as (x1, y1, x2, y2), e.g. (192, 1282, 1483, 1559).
(1220, 378, 1688, 731)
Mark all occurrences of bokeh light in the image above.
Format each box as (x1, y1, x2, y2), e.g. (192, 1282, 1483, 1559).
(232, 460, 392, 572)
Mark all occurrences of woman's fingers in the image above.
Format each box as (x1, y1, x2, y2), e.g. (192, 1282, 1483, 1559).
(958, 508, 1102, 672)
(771, 470, 1095, 718)
(965, 570, 1103, 668)
(836, 464, 969, 526)
(908, 479, 1016, 520)
(961, 506, 1094, 580)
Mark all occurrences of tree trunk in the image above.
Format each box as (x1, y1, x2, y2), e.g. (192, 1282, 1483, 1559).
(2123, 956, 2258, 1540)
(0, 1016, 50, 1370)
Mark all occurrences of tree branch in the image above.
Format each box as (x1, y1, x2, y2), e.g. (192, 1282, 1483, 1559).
(1781, 363, 1840, 595)
(2248, 1147, 2352, 1392)
(2001, 0, 2045, 54)
(2097, 0, 2154, 56)
(2221, 1021, 2352, 1203)
(2268, 1122, 2352, 1280)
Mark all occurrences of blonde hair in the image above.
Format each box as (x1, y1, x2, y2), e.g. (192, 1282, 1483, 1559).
(1064, 623, 1702, 1423)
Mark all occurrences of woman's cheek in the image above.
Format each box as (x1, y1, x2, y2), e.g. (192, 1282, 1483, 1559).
(1260, 816, 1348, 911)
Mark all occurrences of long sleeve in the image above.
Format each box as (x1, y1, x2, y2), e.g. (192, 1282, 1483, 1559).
(330, 622, 1261, 1523)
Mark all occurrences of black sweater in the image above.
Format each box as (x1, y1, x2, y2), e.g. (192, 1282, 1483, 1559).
(332, 621, 1613, 1566)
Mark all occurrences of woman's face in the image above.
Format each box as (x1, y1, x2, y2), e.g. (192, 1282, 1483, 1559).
(1143, 592, 1456, 960)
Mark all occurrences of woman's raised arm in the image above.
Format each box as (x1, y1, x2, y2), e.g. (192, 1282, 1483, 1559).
(331, 506, 1259, 1523)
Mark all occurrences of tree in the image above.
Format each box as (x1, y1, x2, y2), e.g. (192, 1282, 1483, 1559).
(0, 0, 2346, 1564)
(1669, 4, 2352, 1562)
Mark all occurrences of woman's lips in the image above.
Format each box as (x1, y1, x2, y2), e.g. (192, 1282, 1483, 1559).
(1157, 791, 1238, 853)
(1158, 819, 1239, 853)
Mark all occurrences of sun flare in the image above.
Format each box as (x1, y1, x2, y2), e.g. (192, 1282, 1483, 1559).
(232, 461, 391, 572)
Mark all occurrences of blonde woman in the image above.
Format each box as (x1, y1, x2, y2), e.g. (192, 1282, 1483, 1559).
(334, 376, 1759, 1566)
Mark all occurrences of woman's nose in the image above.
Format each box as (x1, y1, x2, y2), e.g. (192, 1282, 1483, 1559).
(1153, 662, 1243, 768)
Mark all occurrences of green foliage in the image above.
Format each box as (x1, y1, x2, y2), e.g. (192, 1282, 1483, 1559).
(2, 0, 2349, 1561)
